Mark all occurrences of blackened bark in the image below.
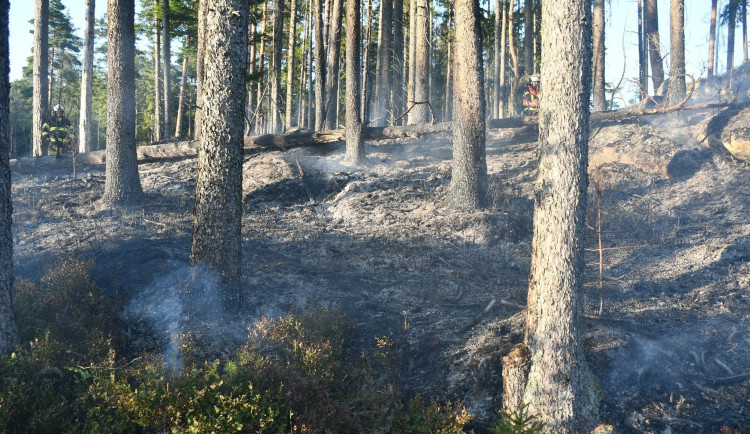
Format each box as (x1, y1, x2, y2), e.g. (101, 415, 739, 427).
(361, 0, 373, 122)
(154, 7, 162, 141)
(176, 34, 190, 137)
(314, 0, 325, 131)
(162, 0, 171, 138)
(33, 0, 49, 157)
(708, 0, 717, 78)
(345, 0, 364, 162)
(524, 0, 532, 74)
(286, 0, 298, 131)
(0, 0, 18, 355)
(194, 0, 206, 140)
(271, 0, 284, 133)
(104, 0, 143, 205)
(191, 0, 248, 303)
(79, 0, 95, 152)
(392, 0, 405, 124)
(522, 0, 600, 429)
(449, 0, 487, 209)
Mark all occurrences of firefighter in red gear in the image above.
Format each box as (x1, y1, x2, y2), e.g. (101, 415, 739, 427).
(522, 76, 541, 115)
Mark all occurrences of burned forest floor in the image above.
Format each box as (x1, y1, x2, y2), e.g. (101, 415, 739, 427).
(9, 103, 750, 432)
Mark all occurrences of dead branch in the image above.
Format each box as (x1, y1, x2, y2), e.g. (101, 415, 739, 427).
(711, 371, 750, 385)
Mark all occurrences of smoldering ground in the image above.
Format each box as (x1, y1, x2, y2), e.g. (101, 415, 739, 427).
(9, 104, 750, 430)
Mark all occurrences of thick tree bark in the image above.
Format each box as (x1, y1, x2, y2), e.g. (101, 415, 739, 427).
(191, 0, 247, 303)
(103, 0, 143, 205)
(744, 0, 748, 63)
(637, 0, 647, 97)
(33, 0, 49, 157)
(162, 0, 171, 138)
(194, 0, 206, 140)
(498, 0, 507, 117)
(449, 0, 487, 209)
(154, 7, 162, 141)
(666, 0, 686, 105)
(314, 0, 325, 131)
(324, 0, 343, 130)
(79, 0, 95, 153)
(270, 0, 284, 133)
(306, 0, 315, 128)
(727, 0, 737, 82)
(521, 0, 600, 429)
(502, 344, 530, 413)
(407, 0, 417, 120)
(493, 0, 502, 118)
(644, 0, 664, 92)
(708, 0, 717, 78)
(175, 34, 190, 137)
(409, 0, 430, 124)
(444, 8, 453, 121)
(392, 0, 405, 125)
(286, 0, 298, 131)
(361, 0, 373, 122)
(345, 0, 364, 162)
(0, 0, 18, 355)
(373, 0, 393, 126)
(592, 0, 606, 112)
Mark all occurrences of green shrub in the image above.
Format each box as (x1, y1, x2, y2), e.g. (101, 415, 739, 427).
(490, 404, 545, 434)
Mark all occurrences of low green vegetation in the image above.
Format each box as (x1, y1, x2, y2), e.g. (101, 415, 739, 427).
(1, 259, 472, 432)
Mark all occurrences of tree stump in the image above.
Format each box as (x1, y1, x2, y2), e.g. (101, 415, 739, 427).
(502, 343, 530, 413)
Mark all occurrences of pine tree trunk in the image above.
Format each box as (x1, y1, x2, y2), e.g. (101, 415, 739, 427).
(285, 0, 298, 131)
(727, 1, 737, 80)
(522, 0, 600, 430)
(103, 0, 143, 205)
(493, 0, 502, 118)
(373, 0, 392, 126)
(175, 34, 190, 137)
(193, 0, 206, 140)
(191, 0, 248, 303)
(314, 0, 325, 131)
(392, 0, 405, 125)
(499, 0, 507, 117)
(33, 0, 49, 157)
(444, 7, 452, 121)
(507, 0, 518, 116)
(154, 8, 162, 141)
(743, 0, 748, 63)
(523, 0, 532, 74)
(449, 0, 486, 209)
(409, 0, 430, 124)
(644, 0, 664, 92)
(666, 0, 686, 105)
(271, 0, 284, 133)
(637, 0, 647, 97)
(0, 0, 18, 355)
(162, 0, 171, 138)
(47, 46, 54, 112)
(708, 0, 717, 78)
(255, 2, 268, 134)
(361, 0, 373, 122)
(79, 0, 95, 153)
(407, 0, 417, 119)
(246, 20, 256, 135)
(592, 0, 606, 112)
(345, 0, 364, 162)
(324, 0, 343, 130)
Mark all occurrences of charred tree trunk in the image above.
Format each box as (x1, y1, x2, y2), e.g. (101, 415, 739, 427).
(175, 34, 190, 137)
(286, 0, 298, 131)
(744, 0, 748, 63)
(191, 0, 248, 304)
(507, 0, 518, 116)
(162, 0, 171, 138)
(449, 0, 487, 209)
(407, 0, 417, 121)
(392, 0, 405, 125)
(644, 0, 664, 92)
(373, 0, 393, 126)
(154, 7, 162, 141)
(727, 0, 737, 83)
(493, 0, 502, 118)
(103, 0, 143, 205)
(361, 0, 373, 122)
(409, 0, 430, 124)
(193, 0, 206, 140)
(271, 0, 284, 133)
(324, 0, 343, 130)
(521, 0, 600, 429)
(314, 0, 325, 131)
(255, 2, 268, 134)
(637, 0, 648, 97)
(33, 0, 49, 157)
(79, 0, 95, 153)
(498, 0, 508, 117)
(345, 0, 364, 162)
(708, 0, 718, 78)
(666, 0, 686, 105)
(592, 0, 606, 111)
(444, 6, 453, 121)
(0, 0, 18, 355)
